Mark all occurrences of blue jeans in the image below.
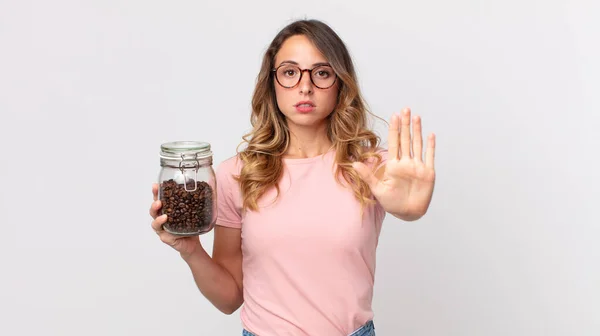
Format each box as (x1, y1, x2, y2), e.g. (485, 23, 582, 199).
(243, 320, 375, 336)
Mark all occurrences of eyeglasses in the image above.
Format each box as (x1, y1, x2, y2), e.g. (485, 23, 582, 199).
(272, 64, 337, 89)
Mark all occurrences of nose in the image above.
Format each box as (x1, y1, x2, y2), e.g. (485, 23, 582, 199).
(298, 70, 313, 94)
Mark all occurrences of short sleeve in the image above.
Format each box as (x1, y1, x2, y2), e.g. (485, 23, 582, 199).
(214, 156, 243, 229)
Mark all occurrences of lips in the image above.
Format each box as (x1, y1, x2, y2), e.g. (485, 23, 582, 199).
(295, 101, 315, 107)
(295, 102, 316, 113)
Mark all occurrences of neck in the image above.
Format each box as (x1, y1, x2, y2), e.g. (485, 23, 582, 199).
(285, 121, 333, 159)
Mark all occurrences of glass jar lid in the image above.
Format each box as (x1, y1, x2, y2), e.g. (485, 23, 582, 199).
(160, 141, 212, 160)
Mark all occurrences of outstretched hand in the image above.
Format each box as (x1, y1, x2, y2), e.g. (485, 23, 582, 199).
(353, 108, 436, 220)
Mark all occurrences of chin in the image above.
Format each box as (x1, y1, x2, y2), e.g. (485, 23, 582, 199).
(285, 112, 330, 127)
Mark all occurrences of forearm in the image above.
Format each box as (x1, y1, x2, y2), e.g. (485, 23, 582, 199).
(181, 249, 243, 314)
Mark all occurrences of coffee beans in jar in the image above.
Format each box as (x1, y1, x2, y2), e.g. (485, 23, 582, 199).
(158, 141, 217, 236)
(159, 178, 214, 235)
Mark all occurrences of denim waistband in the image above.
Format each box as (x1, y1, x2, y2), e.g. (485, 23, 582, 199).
(349, 320, 375, 336)
(243, 320, 375, 336)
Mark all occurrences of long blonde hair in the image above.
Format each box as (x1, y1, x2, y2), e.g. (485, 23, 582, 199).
(235, 19, 383, 212)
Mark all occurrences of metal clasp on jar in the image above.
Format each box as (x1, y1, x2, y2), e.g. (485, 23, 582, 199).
(178, 153, 201, 192)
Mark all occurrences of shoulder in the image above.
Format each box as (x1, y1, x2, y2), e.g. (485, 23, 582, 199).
(214, 154, 244, 194)
(215, 154, 243, 177)
(214, 154, 244, 227)
(372, 146, 388, 158)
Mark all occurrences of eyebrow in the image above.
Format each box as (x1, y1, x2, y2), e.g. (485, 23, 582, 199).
(277, 60, 331, 67)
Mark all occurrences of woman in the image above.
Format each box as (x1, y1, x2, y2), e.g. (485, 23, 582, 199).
(150, 19, 436, 336)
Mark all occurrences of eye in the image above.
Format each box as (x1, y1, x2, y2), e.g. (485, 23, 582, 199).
(314, 67, 332, 78)
(278, 66, 299, 78)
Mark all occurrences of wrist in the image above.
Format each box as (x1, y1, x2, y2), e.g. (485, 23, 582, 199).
(389, 208, 426, 221)
(180, 244, 205, 263)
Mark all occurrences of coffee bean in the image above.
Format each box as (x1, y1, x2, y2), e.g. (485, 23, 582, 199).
(158, 178, 214, 235)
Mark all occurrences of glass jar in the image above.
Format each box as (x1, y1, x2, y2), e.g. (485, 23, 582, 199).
(158, 141, 217, 236)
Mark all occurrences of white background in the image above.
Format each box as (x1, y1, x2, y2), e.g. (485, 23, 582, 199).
(1, 0, 598, 335)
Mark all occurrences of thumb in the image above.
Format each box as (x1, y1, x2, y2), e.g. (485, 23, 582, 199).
(352, 162, 379, 190)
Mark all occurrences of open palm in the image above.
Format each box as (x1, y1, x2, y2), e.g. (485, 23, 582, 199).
(354, 108, 436, 220)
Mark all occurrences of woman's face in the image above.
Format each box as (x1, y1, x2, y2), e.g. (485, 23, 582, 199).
(273, 35, 339, 129)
